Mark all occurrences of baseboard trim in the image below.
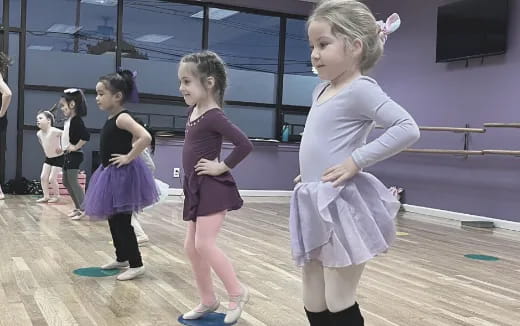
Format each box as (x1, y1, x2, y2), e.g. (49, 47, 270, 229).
(402, 204, 520, 232)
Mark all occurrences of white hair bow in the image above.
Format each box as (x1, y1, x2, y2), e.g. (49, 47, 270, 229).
(376, 13, 401, 44)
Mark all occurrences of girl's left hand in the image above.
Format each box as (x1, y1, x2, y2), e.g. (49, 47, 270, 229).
(110, 154, 132, 168)
(322, 157, 360, 187)
(66, 144, 77, 152)
(195, 158, 228, 176)
(56, 148, 63, 155)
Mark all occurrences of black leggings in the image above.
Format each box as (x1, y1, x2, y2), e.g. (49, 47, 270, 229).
(108, 213, 143, 268)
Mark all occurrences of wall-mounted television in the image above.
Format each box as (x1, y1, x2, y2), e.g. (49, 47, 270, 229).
(436, 0, 509, 62)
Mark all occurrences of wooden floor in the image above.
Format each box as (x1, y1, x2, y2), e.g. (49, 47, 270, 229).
(0, 195, 519, 326)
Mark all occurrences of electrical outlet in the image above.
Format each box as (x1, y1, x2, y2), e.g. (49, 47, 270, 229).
(173, 168, 180, 178)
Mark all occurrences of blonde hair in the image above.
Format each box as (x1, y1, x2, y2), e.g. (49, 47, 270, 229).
(308, 0, 383, 73)
(37, 110, 55, 127)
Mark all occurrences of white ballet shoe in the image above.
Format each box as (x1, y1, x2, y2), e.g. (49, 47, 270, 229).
(116, 266, 145, 281)
(36, 197, 50, 203)
(67, 209, 80, 217)
(71, 211, 85, 221)
(137, 235, 149, 246)
(101, 260, 129, 270)
(182, 300, 220, 320)
(224, 285, 250, 324)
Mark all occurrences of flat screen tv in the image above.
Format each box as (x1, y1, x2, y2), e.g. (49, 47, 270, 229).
(436, 0, 509, 62)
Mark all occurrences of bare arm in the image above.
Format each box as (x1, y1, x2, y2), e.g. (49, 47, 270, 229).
(0, 73, 12, 117)
(69, 139, 87, 152)
(36, 131, 43, 148)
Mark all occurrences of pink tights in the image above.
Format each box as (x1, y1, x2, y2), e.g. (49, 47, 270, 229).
(184, 211, 242, 307)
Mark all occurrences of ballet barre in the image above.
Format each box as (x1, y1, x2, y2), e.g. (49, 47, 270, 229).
(482, 150, 520, 156)
(155, 131, 176, 137)
(403, 149, 520, 157)
(403, 149, 484, 155)
(483, 123, 520, 128)
(375, 125, 486, 133)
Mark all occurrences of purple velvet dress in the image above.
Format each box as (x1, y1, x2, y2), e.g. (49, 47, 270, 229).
(182, 108, 253, 221)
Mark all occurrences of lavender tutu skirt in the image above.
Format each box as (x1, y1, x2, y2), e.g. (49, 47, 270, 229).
(290, 172, 400, 268)
(83, 157, 159, 219)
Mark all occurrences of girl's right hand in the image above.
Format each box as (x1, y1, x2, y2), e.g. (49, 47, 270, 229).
(109, 153, 132, 168)
(293, 175, 301, 184)
(56, 148, 63, 155)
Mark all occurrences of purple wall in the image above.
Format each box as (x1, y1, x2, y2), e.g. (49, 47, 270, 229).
(154, 138, 299, 190)
(364, 0, 520, 222)
(155, 0, 520, 222)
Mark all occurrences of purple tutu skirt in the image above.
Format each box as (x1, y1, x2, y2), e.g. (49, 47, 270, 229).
(290, 172, 400, 268)
(83, 157, 159, 219)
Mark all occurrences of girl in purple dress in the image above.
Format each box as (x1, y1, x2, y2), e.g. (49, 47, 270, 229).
(178, 51, 253, 324)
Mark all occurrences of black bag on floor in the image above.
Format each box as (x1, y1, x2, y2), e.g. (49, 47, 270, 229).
(12, 177, 30, 195)
(27, 180, 43, 195)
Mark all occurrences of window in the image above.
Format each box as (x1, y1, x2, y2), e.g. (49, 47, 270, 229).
(283, 19, 320, 107)
(282, 112, 307, 142)
(26, 0, 118, 88)
(126, 101, 188, 132)
(208, 9, 280, 104)
(122, 1, 203, 96)
(10, 0, 21, 27)
(24, 90, 187, 132)
(224, 105, 276, 139)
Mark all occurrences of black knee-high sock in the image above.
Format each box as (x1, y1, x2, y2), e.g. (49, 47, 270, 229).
(330, 302, 364, 326)
(305, 307, 332, 326)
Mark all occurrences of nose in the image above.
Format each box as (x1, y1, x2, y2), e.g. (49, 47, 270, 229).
(311, 50, 320, 62)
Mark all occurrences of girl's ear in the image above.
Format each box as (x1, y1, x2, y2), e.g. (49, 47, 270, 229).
(114, 91, 123, 102)
(206, 76, 215, 90)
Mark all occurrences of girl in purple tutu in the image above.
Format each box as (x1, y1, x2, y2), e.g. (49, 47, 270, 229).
(291, 1, 420, 325)
(83, 70, 158, 281)
(178, 51, 253, 324)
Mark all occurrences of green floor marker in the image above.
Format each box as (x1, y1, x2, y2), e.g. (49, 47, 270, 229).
(73, 267, 120, 277)
(464, 254, 499, 261)
(396, 232, 409, 236)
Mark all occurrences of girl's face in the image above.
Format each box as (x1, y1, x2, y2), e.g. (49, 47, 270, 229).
(59, 98, 74, 118)
(95, 81, 122, 112)
(36, 113, 51, 130)
(178, 62, 209, 107)
(308, 20, 362, 82)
